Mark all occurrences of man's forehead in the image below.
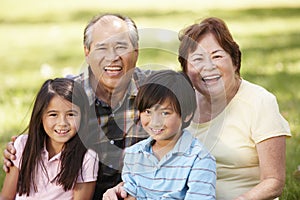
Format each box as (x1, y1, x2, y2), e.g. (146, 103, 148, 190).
(96, 15, 127, 29)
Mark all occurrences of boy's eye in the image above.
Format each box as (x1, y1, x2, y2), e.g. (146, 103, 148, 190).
(162, 112, 170, 116)
(144, 110, 151, 114)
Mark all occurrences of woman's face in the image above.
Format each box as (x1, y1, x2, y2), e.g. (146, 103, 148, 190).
(186, 33, 238, 99)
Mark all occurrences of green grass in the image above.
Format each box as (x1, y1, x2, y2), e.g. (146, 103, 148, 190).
(1, 0, 300, 198)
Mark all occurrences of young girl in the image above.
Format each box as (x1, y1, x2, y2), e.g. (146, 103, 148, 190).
(0, 78, 98, 200)
(122, 70, 216, 200)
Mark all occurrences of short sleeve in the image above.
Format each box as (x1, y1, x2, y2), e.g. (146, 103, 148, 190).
(252, 92, 291, 143)
(77, 149, 99, 183)
(121, 152, 137, 197)
(12, 134, 28, 169)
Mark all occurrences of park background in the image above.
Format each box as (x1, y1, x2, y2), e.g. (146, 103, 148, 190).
(0, 0, 300, 198)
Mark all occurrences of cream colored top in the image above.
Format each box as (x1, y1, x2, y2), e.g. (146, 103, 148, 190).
(187, 79, 291, 200)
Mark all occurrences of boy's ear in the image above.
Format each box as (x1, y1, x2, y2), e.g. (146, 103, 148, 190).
(134, 110, 141, 124)
(183, 113, 193, 123)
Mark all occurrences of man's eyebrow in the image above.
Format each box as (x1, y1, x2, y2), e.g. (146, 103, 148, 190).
(94, 42, 105, 47)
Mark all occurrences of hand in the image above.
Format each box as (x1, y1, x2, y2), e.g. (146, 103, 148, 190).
(2, 136, 17, 173)
(102, 182, 127, 200)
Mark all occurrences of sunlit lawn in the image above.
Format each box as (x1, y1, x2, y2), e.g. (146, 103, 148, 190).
(1, 0, 300, 199)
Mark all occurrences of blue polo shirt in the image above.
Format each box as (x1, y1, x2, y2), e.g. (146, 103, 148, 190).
(122, 130, 216, 200)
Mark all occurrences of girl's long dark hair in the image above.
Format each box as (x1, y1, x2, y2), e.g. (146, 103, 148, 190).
(17, 78, 90, 196)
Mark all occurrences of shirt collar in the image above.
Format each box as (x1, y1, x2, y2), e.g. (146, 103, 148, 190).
(41, 141, 62, 162)
(141, 129, 194, 154)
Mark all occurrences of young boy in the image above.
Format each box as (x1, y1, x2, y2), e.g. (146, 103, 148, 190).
(121, 70, 216, 200)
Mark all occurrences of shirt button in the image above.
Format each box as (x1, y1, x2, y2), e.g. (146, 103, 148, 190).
(110, 140, 114, 145)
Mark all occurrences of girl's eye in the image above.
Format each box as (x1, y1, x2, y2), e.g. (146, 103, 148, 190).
(49, 113, 57, 117)
(68, 112, 79, 117)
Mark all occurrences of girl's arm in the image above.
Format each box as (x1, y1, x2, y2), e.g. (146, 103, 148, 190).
(73, 181, 96, 200)
(0, 165, 19, 200)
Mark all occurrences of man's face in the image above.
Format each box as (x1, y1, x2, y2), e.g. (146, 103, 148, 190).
(85, 16, 138, 92)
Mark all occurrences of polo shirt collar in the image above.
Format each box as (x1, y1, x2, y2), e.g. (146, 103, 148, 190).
(142, 129, 194, 155)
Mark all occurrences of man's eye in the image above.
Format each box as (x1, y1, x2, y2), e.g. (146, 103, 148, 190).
(116, 45, 127, 49)
(95, 46, 106, 51)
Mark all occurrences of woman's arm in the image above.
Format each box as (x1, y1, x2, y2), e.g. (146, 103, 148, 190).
(235, 136, 286, 200)
(73, 182, 96, 200)
(0, 165, 19, 200)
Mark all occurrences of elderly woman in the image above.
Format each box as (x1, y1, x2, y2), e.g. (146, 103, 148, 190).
(178, 17, 291, 200)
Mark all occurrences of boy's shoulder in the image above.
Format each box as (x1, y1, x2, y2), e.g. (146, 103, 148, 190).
(125, 137, 152, 153)
(184, 130, 215, 161)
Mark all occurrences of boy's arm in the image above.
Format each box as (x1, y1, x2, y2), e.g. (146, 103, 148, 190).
(185, 154, 217, 200)
(0, 165, 19, 200)
(73, 182, 96, 200)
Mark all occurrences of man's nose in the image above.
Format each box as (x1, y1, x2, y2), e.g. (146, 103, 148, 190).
(105, 47, 119, 61)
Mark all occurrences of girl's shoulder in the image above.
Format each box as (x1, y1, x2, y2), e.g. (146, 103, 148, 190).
(14, 134, 29, 148)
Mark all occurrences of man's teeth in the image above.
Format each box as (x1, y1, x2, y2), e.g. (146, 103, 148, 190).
(104, 66, 122, 71)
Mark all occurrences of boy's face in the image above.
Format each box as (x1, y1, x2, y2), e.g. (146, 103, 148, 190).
(140, 100, 182, 146)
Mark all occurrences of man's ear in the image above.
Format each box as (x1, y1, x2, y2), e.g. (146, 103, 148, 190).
(184, 112, 193, 123)
(84, 46, 90, 57)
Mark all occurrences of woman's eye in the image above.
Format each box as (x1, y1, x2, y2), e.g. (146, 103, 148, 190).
(193, 57, 203, 62)
(213, 55, 222, 59)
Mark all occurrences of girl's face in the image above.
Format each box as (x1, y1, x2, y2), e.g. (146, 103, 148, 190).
(140, 100, 182, 146)
(42, 95, 81, 152)
(186, 33, 238, 98)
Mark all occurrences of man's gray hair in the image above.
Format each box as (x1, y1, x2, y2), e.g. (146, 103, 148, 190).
(83, 13, 139, 50)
